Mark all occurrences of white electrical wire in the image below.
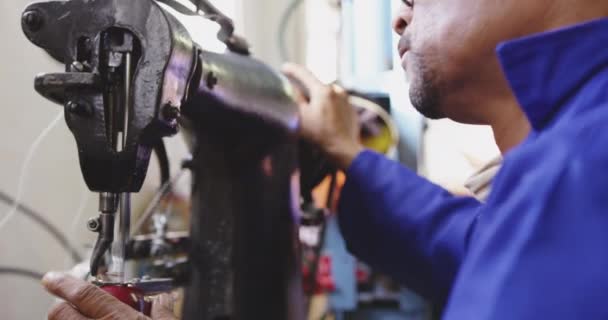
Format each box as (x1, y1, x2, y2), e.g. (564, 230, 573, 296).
(0, 111, 64, 230)
(69, 189, 92, 239)
(63, 189, 91, 268)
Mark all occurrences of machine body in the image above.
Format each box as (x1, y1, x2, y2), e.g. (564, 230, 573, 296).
(22, 0, 305, 319)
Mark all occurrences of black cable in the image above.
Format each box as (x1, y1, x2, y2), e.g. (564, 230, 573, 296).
(157, 0, 250, 54)
(278, 0, 305, 62)
(153, 139, 171, 186)
(0, 190, 83, 263)
(0, 267, 44, 281)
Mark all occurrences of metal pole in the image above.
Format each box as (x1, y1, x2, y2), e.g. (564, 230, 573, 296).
(109, 52, 132, 282)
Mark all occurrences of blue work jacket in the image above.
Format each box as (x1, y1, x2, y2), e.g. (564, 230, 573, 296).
(338, 18, 608, 319)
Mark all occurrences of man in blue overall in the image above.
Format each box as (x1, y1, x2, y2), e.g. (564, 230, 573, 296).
(285, 0, 608, 319)
(284, 0, 608, 318)
(42, 0, 608, 319)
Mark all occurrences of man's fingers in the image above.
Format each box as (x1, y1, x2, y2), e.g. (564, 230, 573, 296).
(48, 302, 91, 320)
(42, 272, 135, 319)
(331, 83, 347, 95)
(282, 63, 324, 93)
(151, 293, 177, 320)
(290, 81, 309, 106)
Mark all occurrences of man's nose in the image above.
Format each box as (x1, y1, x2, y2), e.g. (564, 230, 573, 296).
(392, 4, 413, 35)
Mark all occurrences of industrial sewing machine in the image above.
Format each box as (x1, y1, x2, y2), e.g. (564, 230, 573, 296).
(20, 0, 398, 318)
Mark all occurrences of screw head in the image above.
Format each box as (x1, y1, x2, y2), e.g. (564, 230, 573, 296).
(87, 217, 100, 232)
(23, 11, 43, 32)
(205, 71, 218, 90)
(66, 101, 78, 111)
(71, 61, 85, 72)
(181, 158, 194, 170)
(82, 37, 93, 50)
(162, 104, 180, 121)
(66, 101, 93, 117)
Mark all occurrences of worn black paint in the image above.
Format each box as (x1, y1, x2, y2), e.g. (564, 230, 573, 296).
(23, 1, 310, 318)
(182, 93, 304, 320)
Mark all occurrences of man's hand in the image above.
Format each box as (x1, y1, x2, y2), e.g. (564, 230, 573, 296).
(42, 272, 177, 320)
(282, 63, 364, 169)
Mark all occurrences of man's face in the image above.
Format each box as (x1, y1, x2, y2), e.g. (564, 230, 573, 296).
(393, 0, 546, 123)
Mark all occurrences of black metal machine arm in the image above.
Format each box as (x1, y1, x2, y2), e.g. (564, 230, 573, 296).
(23, 0, 195, 193)
(21, 0, 306, 319)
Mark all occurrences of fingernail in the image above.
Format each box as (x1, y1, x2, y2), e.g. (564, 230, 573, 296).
(41, 271, 63, 285)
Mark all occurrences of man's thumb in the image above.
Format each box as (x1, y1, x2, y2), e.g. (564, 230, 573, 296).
(151, 293, 176, 320)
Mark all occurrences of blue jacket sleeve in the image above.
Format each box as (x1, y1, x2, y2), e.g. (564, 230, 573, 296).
(337, 150, 482, 302)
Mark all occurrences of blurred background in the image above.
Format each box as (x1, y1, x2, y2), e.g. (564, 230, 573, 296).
(0, 0, 498, 319)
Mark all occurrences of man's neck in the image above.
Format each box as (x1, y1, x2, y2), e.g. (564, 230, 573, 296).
(464, 62, 532, 155)
(543, 2, 608, 32)
(488, 101, 531, 154)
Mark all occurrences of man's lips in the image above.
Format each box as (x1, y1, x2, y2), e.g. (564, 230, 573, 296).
(398, 46, 409, 58)
(398, 37, 411, 59)
(398, 45, 411, 72)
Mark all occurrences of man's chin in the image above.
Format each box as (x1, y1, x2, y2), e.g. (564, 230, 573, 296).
(409, 82, 445, 120)
(417, 107, 446, 120)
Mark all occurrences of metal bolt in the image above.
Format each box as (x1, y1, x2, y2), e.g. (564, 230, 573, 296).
(67, 101, 93, 117)
(82, 37, 93, 51)
(181, 158, 194, 170)
(205, 71, 218, 90)
(23, 11, 43, 32)
(87, 217, 101, 232)
(66, 101, 79, 112)
(162, 104, 180, 120)
(71, 61, 85, 72)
